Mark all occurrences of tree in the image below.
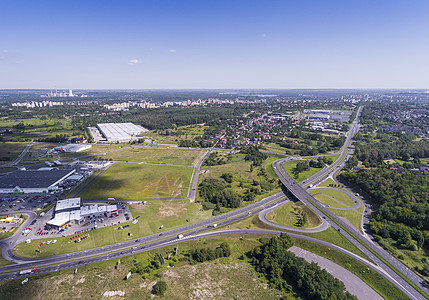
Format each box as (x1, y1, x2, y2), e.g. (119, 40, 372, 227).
(152, 280, 168, 296)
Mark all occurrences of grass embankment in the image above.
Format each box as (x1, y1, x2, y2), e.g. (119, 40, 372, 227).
(310, 188, 356, 207)
(0, 249, 13, 267)
(5, 237, 283, 300)
(89, 147, 205, 166)
(226, 214, 369, 261)
(319, 178, 344, 189)
(327, 209, 363, 231)
(266, 201, 322, 229)
(294, 238, 408, 300)
(263, 154, 284, 179)
(79, 163, 194, 200)
(13, 200, 211, 258)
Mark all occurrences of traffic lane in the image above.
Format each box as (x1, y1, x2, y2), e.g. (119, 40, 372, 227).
(275, 163, 428, 299)
(0, 192, 287, 271)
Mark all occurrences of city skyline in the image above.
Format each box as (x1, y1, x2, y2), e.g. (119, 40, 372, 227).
(1, 0, 428, 89)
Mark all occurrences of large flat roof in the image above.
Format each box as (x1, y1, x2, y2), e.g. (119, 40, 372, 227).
(97, 122, 147, 141)
(0, 169, 75, 189)
(56, 198, 81, 212)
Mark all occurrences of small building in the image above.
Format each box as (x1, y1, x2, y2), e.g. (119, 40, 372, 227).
(54, 144, 92, 153)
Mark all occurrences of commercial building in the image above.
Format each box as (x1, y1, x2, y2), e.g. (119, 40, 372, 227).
(47, 197, 119, 229)
(96, 122, 148, 142)
(0, 169, 75, 194)
(54, 144, 92, 153)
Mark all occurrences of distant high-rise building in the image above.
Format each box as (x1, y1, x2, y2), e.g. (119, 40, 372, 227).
(69, 89, 73, 97)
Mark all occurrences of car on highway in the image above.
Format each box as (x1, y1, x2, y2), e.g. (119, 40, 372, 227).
(159, 233, 164, 236)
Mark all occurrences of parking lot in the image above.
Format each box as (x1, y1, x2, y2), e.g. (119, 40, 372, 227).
(23, 204, 132, 240)
(0, 193, 56, 213)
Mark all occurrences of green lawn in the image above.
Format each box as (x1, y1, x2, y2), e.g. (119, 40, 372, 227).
(294, 239, 408, 300)
(319, 178, 345, 189)
(306, 227, 369, 260)
(89, 147, 206, 166)
(13, 199, 212, 258)
(312, 193, 347, 208)
(328, 208, 363, 232)
(5, 236, 283, 300)
(310, 188, 356, 207)
(0, 249, 13, 267)
(266, 201, 322, 229)
(282, 160, 323, 183)
(79, 163, 194, 200)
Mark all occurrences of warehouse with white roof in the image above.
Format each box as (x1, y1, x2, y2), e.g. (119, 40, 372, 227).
(96, 122, 147, 142)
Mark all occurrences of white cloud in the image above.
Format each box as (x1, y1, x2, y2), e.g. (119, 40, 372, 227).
(2, 50, 8, 53)
(261, 33, 267, 38)
(169, 49, 176, 53)
(128, 59, 142, 65)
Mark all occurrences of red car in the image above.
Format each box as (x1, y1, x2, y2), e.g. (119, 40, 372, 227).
(159, 233, 164, 236)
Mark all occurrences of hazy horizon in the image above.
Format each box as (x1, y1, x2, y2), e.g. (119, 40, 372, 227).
(1, 0, 428, 89)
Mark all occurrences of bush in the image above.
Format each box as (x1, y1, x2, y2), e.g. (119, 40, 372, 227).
(152, 280, 168, 296)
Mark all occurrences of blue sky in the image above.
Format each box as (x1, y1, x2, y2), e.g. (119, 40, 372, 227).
(0, 0, 428, 89)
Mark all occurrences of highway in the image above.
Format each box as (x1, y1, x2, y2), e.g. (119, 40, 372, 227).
(273, 107, 429, 299)
(1, 107, 427, 299)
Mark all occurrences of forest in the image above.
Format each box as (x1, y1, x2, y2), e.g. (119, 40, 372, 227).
(248, 234, 357, 299)
(339, 169, 429, 253)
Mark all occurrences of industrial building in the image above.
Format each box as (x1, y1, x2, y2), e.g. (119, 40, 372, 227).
(47, 197, 119, 229)
(0, 169, 75, 194)
(54, 144, 92, 153)
(96, 122, 148, 142)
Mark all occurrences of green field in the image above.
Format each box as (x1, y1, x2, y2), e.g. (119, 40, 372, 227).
(5, 236, 284, 300)
(198, 154, 281, 202)
(282, 160, 323, 182)
(266, 201, 322, 228)
(79, 163, 194, 200)
(310, 188, 356, 207)
(145, 124, 209, 145)
(13, 199, 212, 258)
(312, 193, 347, 208)
(319, 178, 345, 189)
(328, 208, 363, 232)
(89, 147, 206, 166)
(0, 249, 13, 267)
(294, 239, 408, 300)
(0, 142, 28, 164)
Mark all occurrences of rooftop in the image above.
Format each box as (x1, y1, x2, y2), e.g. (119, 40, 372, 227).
(0, 169, 75, 189)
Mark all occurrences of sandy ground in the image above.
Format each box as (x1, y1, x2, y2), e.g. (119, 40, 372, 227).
(289, 246, 383, 300)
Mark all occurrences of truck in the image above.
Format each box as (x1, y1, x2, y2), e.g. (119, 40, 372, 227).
(212, 224, 218, 228)
(19, 268, 37, 275)
(177, 234, 184, 239)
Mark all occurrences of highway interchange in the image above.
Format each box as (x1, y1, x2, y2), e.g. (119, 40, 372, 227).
(1, 106, 428, 299)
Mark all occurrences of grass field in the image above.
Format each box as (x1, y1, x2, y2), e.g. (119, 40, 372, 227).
(282, 160, 323, 183)
(0, 142, 28, 164)
(0, 249, 13, 267)
(312, 193, 347, 208)
(79, 163, 194, 200)
(5, 236, 284, 300)
(13, 199, 212, 258)
(145, 125, 208, 145)
(319, 178, 345, 189)
(294, 238, 408, 300)
(197, 154, 281, 202)
(328, 208, 363, 232)
(266, 201, 322, 229)
(310, 188, 356, 207)
(89, 147, 205, 166)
